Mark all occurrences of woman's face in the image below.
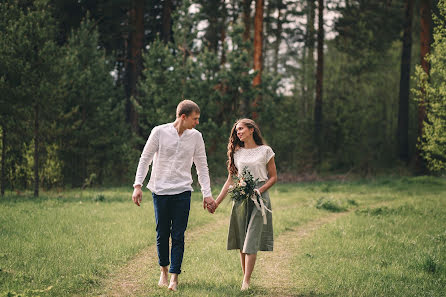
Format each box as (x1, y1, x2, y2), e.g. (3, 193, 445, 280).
(235, 123, 253, 142)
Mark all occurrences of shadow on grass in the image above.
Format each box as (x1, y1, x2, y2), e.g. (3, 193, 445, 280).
(178, 280, 269, 296)
(254, 283, 330, 297)
(183, 281, 331, 297)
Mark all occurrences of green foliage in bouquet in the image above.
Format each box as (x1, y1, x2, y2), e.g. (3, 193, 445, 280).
(229, 167, 259, 202)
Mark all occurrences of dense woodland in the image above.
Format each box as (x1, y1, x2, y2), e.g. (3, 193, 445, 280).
(1, 0, 445, 196)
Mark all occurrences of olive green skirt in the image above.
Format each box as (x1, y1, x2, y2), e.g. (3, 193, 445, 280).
(227, 183, 273, 254)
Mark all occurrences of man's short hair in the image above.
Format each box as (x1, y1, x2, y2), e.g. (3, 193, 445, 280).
(176, 100, 200, 117)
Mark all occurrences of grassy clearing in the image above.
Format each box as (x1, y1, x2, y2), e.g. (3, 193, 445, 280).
(0, 176, 445, 296)
(0, 188, 219, 297)
(291, 177, 446, 297)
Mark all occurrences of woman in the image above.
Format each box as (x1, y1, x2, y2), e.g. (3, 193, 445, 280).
(214, 118, 277, 291)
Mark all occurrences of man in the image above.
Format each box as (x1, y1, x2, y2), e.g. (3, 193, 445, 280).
(132, 100, 216, 291)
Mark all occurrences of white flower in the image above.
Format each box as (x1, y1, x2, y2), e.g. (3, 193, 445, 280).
(240, 181, 247, 187)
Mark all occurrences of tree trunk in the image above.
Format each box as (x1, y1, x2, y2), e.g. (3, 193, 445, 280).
(203, 2, 220, 52)
(220, 4, 228, 64)
(273, 1, 283, 74)
(306, 0, 316, 117)
(241, 0, 253, 117)
(252, 0, 264, 119)
(314, 0, 324, 158)
(243, 0, 253, 41)
(221, 25, 226, 64)
(301, 44, 307, 117)
(1, 124, 5, 196)
(34, 103, 39, 197)
(416, 0, 432, 172)
(162, 0, 172, 44)
(397, 0, 414, 163)
(125, 0, 144, 135)
(264, 0, 272, 71)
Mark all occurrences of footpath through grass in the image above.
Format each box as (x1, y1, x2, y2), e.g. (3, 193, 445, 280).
(0, 176, 445, 296)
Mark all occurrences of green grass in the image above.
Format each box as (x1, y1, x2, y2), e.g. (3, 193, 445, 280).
(1, 176, 445, 296)
(0, 188, 220, 296)
(291, 178, 446, 297)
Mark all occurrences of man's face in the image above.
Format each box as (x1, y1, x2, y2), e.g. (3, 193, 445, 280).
(183, 112, 200, 129)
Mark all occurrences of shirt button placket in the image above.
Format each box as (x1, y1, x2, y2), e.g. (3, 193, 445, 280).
(170, 137, 180, 177)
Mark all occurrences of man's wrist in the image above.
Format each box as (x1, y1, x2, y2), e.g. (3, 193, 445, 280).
(133, 184, 142, 189)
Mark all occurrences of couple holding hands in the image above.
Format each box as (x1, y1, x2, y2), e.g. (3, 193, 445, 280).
(132, 100, 277, 291)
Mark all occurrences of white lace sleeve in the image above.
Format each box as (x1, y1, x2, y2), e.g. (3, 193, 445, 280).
(265, 146, 275, 163)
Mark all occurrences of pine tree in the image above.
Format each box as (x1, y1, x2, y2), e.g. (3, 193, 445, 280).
(0, 0, 60, 196)
(57, 17, 128, 186)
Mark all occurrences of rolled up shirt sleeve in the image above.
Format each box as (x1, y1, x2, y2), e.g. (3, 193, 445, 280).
(133, 127, 160, 187)
(193, 133, 212, 198)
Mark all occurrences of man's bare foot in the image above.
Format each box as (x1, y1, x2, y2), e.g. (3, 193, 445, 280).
(158, 274, 168, 287)
(168, 281, 178, 291)
(158, 267, 168, 287)
(241, 281, 249, 291)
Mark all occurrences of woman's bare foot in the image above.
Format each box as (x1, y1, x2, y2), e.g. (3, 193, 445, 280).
(168, 281, 178, 291)
(241, 281, 250, 291)
(168, 273, 178, 291)
(158, 267, 168, 287)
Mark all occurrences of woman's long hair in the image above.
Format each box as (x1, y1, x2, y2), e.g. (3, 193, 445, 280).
(227, 118, 265, 175)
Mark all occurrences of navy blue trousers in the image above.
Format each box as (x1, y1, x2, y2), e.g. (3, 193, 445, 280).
(152, 191, 191, 274)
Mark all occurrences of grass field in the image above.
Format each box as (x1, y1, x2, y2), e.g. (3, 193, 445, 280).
(1, 176, 445, 296)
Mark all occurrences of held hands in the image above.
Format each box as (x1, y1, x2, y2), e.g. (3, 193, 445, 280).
(132, 186, 142, 206)
(133, 187, 215, 212)
(203, 197, 217, 214)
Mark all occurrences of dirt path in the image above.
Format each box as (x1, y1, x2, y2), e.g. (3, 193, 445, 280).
(253, 200, 408, 296)
(255, 212, 348, 296)
(92, 215, 229, 297)
(93, 203, 363, 297)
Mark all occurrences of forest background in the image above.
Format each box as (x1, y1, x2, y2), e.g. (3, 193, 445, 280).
(1, 0, 445, 196)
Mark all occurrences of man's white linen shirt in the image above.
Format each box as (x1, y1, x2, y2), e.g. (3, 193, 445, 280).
(133, 123, 212, 197)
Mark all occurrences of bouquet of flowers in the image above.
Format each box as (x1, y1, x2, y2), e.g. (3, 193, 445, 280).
(228, 166, 259, 202)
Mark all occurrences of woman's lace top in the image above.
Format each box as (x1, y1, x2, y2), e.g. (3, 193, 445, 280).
(234, 145, 275, 181)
